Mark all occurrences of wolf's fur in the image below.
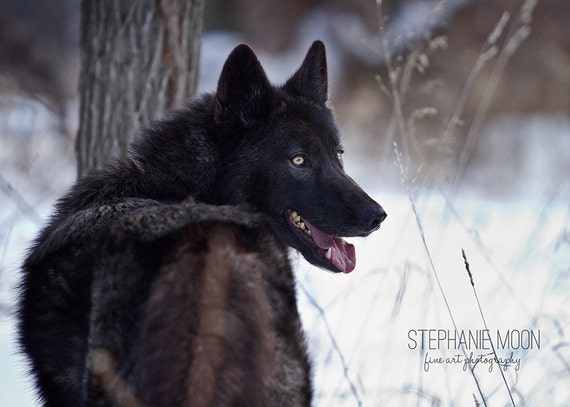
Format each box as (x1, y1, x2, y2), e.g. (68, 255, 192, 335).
(18, 41, 386, 406)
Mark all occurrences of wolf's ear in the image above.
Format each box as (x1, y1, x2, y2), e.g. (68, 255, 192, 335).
(284, 40, 328, 105)
(214, 44, 273, 126)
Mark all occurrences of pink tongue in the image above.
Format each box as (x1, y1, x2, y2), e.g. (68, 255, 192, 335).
(302, 219, 356, 273)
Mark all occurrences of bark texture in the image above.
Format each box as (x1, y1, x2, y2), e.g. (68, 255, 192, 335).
(77, 0, 204, 176)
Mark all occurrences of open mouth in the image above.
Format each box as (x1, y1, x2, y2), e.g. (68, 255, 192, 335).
(286, 210, 356, 274)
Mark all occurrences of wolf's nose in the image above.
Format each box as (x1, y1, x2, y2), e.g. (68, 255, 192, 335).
(361, 205, 387, 232)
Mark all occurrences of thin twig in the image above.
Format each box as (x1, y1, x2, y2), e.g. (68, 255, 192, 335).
(0, 173, 43, 224)
(394, 142, 488, 406)
(462, 249, 516, 406)
(299, 282, 363, 407)
(450, 0, 539, 202)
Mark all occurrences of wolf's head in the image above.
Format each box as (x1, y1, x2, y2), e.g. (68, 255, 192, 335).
(210, 41, 386, 274)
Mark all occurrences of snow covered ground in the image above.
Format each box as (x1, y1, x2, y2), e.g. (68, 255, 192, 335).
(1, 94, 568, 406)
(298, 189, 569, 406)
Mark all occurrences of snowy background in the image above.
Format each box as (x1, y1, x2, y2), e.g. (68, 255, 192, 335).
(1, 0, 569, 406)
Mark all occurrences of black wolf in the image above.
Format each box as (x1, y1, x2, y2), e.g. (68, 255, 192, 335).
(18, 41, 386, 406)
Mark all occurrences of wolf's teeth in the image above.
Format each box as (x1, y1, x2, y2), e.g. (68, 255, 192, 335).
(291, 211, 311, 236)
(325, 248, 332, 260)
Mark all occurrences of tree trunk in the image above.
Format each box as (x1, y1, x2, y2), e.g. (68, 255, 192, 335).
(76, 0, 204, 177)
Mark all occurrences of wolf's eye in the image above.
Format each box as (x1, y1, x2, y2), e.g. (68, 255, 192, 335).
(291, 155, 305, 166)
(336, 150, 344, 164)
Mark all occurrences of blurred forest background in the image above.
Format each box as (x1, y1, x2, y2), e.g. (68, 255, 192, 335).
(1, 0, 569, 406)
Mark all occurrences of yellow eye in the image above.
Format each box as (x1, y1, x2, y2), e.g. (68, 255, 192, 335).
(291, 155, 305, 166)
(336, 150, 344, 163)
